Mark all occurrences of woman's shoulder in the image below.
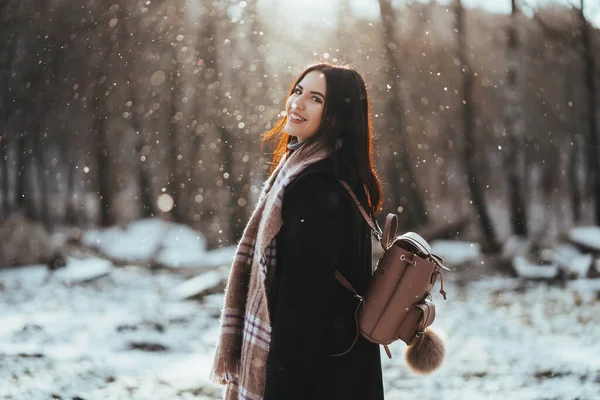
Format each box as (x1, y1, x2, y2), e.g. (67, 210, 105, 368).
(284, 151, 353, 195)
(283, 169, 347, 213)
(287, 155, 366, 207)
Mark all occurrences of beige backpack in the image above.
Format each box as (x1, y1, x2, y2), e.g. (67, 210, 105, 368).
(333, 180, 450, 374)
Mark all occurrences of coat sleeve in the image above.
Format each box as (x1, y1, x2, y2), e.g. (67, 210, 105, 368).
(264, 173, 347, 399)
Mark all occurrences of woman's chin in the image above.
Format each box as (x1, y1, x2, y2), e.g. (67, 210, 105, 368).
(285, 124, 300, 137)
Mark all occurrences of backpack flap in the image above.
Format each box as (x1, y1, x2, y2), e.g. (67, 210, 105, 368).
(396, 232, 432, 255)
(397, 232, 451, 272)
(396, 301, 436, 346)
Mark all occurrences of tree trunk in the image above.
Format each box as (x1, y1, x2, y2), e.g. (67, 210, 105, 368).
(34, 120, 50, 230)
(136, 138, 154, 218)
(16, 132, 27, 213)
(64, 128, 79, 225)
(133, 100, 154, 219)
(139, 157, 154, 218)
(569, 139, 583, 224)
(579, 0, 600, 224)
(502, 0, 528, 236)
(218, 123, 243, 243)
(377, 0, 427, 230)
(564, 62, 583, 223)
(246, 0, 269, 184)
(0, 132, 9, 217)
(455, 0, 500, 252)
(93, 74, 113, 227)
(0, 11, 13, 218)
(95, 121, 112, 227)
(220, 0, 266, 243)
(16, 114, 38, 221)
(192, 0, 221, 231)
(168, 47, 184, 223)
(120, 6, 154, 220)
(91, 16, 116, 228)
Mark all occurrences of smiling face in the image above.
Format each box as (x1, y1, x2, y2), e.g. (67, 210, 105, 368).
(284, 70, 327, 142)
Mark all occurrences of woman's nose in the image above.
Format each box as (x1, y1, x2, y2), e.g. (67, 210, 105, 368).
(292, 99, 305, 111)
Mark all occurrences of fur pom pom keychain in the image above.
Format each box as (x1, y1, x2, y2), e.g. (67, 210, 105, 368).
(405, 328, 446, 374)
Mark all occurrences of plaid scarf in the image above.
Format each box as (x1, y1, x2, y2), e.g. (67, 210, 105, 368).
(211, 140, 333, 400)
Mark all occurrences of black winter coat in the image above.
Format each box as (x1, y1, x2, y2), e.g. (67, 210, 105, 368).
(264, 149, 384, 400)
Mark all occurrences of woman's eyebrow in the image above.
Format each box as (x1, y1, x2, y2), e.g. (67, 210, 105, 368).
(297, 84, 325, 100)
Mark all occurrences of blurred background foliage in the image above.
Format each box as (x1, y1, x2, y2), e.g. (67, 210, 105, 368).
(1, 0, 599, 253)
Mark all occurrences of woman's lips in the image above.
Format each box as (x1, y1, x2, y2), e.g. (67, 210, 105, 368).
(289, 117, 304, 124)
(288, 111, 306, 124)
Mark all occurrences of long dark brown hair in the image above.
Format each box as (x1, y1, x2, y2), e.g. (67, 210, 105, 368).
(262, 62, 383, 215)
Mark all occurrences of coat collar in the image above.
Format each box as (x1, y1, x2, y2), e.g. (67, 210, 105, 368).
(286, 149, 369, 210)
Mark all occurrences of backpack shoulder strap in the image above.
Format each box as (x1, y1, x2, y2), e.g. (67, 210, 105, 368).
(332, 181, 382, 357)
(331, 270, 363, 357)
(337, 179, 382, 242)
(334, 270, 359, 297)
(332, 181, 371, 297)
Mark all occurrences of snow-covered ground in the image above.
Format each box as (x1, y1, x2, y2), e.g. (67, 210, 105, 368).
(2, 262, 600, 400)
(2, 219, 599, 399)
(0, 264, 222, 400)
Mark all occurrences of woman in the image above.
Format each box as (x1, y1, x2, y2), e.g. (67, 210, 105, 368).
(211, 63, 385, 400)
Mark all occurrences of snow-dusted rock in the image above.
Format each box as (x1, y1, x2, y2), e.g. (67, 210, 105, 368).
(158, 243, 235, 271)
(82, 218, 224, 271)
(157, 223, 209, 260)
(513, 256, 558, 279)
(568, 226, 600, 252)
(172, 268, 228, 301)
(83, 218, 171, 263)
(430, 240, 481, 266)
(551, 244, 593, 279)
(52, 257, 113, 284)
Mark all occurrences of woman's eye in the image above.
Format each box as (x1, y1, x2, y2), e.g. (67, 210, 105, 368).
(292, 87, 321, 103)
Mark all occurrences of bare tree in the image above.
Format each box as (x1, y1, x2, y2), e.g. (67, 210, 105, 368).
(0, 136, 7, 218)
(2, 3, 45, 223)
(15, 116, 38, 221)
(0, 4, 11, 218)
(93, 83, 113, 227)
(191, 0, 225, 241)
(1, 0, 597, 250)
(578, 0, 599, 224)
(532, 0, 599, 224)
(565, 63, 584, 223)
(454, 0, 500, 251)
(63, 129, 79, 225)
(92, 19, 114, 227)
(377, 0, 428, 230)
(165, 2, 187, 223)
(502, 0, 528, 236)
(219, 0, 267, 243)
(35, 118, 50, 230)
(117, 2, 156, 220)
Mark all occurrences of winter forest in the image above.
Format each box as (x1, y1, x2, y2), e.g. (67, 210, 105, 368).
(1, 0, 600, 398)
